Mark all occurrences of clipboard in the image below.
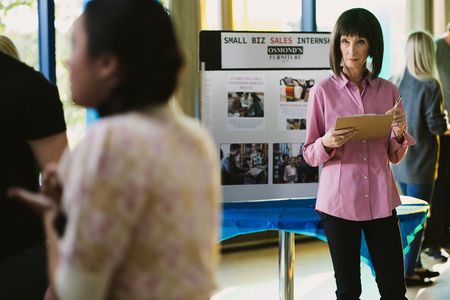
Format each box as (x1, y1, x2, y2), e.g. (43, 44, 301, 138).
(335, 114, 393, 141)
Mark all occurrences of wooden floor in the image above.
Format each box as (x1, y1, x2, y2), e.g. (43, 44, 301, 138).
(212, 239, 450, 300)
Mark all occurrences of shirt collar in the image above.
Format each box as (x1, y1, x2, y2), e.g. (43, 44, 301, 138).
(335, 69, 374, 89)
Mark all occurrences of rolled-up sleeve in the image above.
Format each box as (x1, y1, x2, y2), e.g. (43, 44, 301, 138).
(302, 86, 336, 167)
(387, 99, 416, 163)
(388, 130, 416, 164)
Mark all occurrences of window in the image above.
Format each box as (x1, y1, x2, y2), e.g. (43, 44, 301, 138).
(202, 0, 221, 30)
(55, 0, 84, 148)
(0, 0, 38, 68)
(232, 0, 302, 31)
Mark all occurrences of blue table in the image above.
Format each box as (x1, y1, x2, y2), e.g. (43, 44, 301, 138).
(221, 196, 428, 300)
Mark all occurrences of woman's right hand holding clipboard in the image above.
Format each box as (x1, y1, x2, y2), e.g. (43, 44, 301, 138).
(321, 127, 359, 153)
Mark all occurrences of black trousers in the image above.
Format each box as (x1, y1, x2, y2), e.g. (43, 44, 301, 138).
(320, 211, 407, 300)
(0, 244, 48, 300)
(425, 136, 450, 248)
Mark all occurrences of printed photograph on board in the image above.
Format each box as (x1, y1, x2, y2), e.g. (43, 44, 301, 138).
(273, 143, 318, 184)
(227, 92, 264, 118)
(220, 143, 268, 185)
(279, 77, 315, 103)
(286, 118, 306, 130)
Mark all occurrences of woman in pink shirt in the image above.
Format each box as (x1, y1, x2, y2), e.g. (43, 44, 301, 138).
(303, 8, 414, 300)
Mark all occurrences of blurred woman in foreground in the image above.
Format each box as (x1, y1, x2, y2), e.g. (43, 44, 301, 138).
(10, 1, 221, 299)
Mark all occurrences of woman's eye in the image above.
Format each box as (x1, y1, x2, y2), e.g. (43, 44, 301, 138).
(357, 40, 366, 45)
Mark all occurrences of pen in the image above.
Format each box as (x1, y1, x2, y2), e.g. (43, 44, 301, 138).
(393, 96, 402, 108)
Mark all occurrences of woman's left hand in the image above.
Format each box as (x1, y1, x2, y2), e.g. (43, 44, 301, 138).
(386, 106, 406, 138)
(8, 187, 58, 222)
(8, 163, 61, 217)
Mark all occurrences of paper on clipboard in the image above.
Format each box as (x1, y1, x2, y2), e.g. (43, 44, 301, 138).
(335, 114, 393, 141)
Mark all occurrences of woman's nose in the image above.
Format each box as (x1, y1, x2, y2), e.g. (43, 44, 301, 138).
(348, 43, 356, 55)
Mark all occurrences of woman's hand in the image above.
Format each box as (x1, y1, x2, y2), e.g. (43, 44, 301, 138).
(9, 164, 63, 291)
(8, 163, 62, 216)
(321, 127, 358, 152)
(386, 107, 406, 140)
(41, 164, 63, 206)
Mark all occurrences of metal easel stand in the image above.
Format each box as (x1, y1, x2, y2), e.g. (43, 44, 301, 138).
(279, 231, 295, 300)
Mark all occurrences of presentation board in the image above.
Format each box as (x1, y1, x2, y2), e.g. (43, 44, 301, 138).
(200, 31, 331, 202)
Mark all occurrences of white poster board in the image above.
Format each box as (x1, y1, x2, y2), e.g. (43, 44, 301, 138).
(200, 31, 331, 202)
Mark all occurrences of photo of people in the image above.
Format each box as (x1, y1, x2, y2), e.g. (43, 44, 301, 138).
(279, 77, 315, 103)
(220, 143, 268, 185)
(227, 92, 264, 118)
(286, 118, 306, 130)
(273, 143, 319, 184)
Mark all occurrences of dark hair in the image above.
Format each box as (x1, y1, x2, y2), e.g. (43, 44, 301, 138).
(329, 8, 383, 79)
(230, 144, 241, 152)
(84, 0, 183, 116)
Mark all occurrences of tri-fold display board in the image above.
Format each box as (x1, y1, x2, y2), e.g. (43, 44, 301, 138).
(200, 31, 331, 202)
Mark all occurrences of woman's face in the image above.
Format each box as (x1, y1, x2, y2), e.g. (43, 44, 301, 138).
(68, 16, 116, 107)
(340, 35, 369, 73)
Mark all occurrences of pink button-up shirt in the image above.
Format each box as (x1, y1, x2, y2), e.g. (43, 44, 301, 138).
(302, 72, 415, 221)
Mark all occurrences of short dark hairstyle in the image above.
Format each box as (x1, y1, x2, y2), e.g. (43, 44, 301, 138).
(84, 0, 183, 116)
(329, 8, 383, 79)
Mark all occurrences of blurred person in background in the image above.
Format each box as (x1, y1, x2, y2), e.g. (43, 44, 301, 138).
(0, 35, 67, 299)
(391, 30, 449, 286)
(424, 22, 450, 259)
(0, 35, 20, 59)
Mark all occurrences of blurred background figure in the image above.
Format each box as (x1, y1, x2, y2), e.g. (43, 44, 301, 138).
(0, 35, 20, 59)
(425, 22, 450, 261)
(0, 35, 67, 299)
(10, 1, 221, 299)
(391, 30, 449, 286)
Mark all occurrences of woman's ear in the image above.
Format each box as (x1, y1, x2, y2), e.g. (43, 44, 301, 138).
(96, 53, 119, 80)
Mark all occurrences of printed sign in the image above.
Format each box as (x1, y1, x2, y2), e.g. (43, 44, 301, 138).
(200, 31, 331, 202)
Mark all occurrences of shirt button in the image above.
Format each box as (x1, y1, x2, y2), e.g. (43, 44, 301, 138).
(362, 140, 367, 143)
(363, 157, 367, 161)
(364, 176, 368, 180)
(365, 194, 369, 198)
